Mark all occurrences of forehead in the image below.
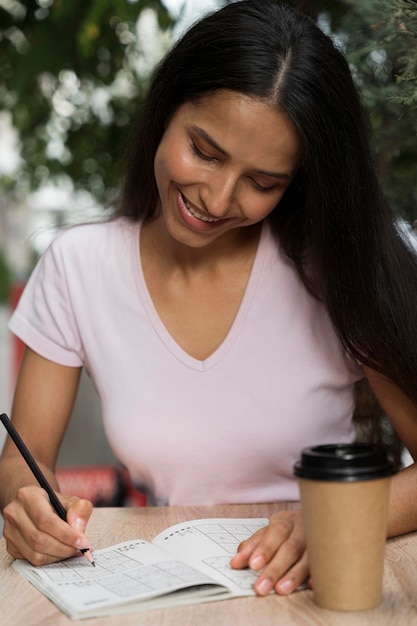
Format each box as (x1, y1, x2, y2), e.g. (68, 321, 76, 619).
(174, 90, 300, 173)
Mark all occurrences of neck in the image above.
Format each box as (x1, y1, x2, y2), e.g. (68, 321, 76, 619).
(141, 217, 263, 275)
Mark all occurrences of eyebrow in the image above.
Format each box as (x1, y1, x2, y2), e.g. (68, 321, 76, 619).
(191, 125, 293, 180)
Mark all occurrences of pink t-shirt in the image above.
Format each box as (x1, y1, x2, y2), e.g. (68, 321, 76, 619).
(9, 218, 362, 504)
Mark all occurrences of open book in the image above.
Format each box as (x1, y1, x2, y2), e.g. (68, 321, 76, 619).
(12, 517, 268, 619)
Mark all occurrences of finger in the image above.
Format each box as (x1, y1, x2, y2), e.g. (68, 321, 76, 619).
(254, 538, 308, 596)
(3, 534, 25, 560)
(230, 529, 266, 569)
(231, 513, 299, 571)
(65, 496, 94, 535)
(273, 549, 309, 595)
(248, 516, 296, 571)
(3, 488, 92, 564)
(23, 489, 93, 551)
(5, 510, 81, 565)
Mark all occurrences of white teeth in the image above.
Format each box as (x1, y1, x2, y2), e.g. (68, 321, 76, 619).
(184, 199, 221, 223)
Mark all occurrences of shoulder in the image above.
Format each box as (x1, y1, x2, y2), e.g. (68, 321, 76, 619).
(51, 217, 139, 248)
(46, 218, 140, 264)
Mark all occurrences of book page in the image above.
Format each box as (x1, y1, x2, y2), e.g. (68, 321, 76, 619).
(12, 539, 229, 619)
(152, 518, 268, 596)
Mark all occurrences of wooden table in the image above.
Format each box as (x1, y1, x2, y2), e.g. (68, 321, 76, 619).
(1, 502, 417, 626)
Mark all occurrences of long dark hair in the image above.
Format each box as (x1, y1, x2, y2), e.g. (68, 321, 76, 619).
(119, 0, 417, 405)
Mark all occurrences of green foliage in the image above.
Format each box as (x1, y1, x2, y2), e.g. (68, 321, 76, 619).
(0, 0, 173, 203)
(323, 0, 417, 220)
(0, 247, 11, 303)
(0, 0, 416, 220)
(386, 0, 417, 110)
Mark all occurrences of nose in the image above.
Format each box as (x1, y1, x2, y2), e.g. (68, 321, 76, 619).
(199, 170, 240, 218)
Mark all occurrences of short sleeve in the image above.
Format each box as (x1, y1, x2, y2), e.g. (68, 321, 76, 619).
(8, 233, 85, 367)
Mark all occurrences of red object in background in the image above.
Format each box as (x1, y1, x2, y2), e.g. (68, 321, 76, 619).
(55, 466, 147, 507)
(9, 281, 26, 384)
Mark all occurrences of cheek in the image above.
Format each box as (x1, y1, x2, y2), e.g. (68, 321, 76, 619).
(154, 141, 196, 191)
(153, 142, 172, 193)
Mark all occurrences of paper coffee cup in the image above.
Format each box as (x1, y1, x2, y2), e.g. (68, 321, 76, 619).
(294, 443, 396, 611)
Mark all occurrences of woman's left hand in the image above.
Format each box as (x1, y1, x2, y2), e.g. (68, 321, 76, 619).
(230, 509, 309, 596)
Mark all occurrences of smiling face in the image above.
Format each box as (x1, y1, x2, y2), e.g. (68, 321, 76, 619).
(153, 89, 300, 249)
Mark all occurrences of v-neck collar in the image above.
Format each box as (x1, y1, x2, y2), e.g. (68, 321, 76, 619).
(134, 222, 270, 371)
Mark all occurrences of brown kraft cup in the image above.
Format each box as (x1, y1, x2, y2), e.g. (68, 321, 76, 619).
(293, 443, 396, 611)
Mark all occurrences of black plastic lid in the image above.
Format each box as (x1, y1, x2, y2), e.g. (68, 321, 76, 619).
(293, 443, 396, 482)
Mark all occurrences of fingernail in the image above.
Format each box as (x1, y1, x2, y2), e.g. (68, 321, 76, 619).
(75, 537, 90, 549)
(250, 555, 265, 570)
(277, 578, 294, 594)
(257, 578, 273, 595)
(73, 517, 86, 531)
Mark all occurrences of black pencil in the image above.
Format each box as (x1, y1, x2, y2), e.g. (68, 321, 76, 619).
(0, 412, 94, 565)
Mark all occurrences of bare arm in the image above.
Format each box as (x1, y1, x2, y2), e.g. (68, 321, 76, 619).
(0, 347, 93, 565)
(231, 366, 417, 596)
(362, 365, 417, 537)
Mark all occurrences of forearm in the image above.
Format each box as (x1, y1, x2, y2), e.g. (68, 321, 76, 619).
(0, 349, 81, 516)
(0, 453, 59, 514)
(387, 463, 417, 537)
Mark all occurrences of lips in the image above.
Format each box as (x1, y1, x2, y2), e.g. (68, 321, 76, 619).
(181, 194, 222, 223)
(177, 191, 229, 233)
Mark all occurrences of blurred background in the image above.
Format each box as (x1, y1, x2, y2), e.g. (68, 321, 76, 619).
(0, 0, 416, 473)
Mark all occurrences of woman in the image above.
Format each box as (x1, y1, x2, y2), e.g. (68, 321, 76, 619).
(1, 0, 417, 598)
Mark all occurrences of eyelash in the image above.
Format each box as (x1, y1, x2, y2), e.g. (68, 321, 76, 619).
(189, 141, 277, 194)
(251, 180, 277, 195)
(190, 141, 216, 162)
